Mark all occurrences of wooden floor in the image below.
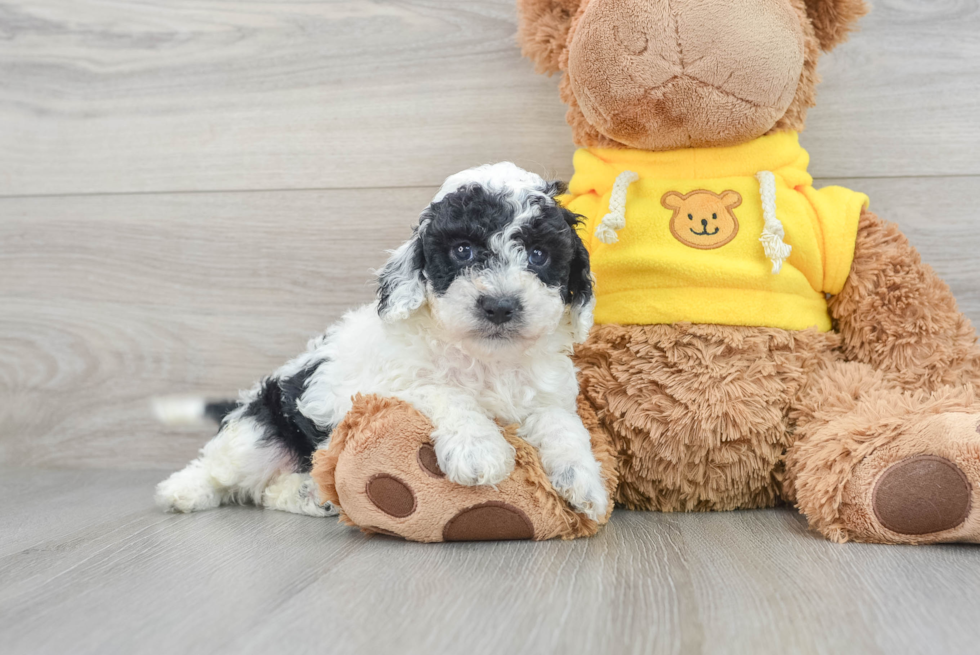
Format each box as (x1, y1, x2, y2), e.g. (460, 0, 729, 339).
(3, 468, 980, 655)
(2, 0, 980, 652)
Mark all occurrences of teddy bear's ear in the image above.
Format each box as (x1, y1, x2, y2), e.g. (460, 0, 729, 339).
(804, 0, 869, 53)
(516, 0, 583, 75)
(661, 191, 684, 211)
(720, 190, 743, 209)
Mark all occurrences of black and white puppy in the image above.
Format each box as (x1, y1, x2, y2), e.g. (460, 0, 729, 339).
(155, 163, 607, 520)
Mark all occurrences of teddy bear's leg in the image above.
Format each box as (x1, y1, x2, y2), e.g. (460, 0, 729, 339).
(574, 322, 839, 512)
(309, 395, 617, 543)
(785, 357, 980, 544)
(830, 210, 980, 393)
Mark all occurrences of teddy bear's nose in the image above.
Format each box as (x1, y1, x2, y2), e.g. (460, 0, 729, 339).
(701, 218, 709, 228)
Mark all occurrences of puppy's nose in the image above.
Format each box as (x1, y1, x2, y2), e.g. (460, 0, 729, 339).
(479, 296, 521, 325)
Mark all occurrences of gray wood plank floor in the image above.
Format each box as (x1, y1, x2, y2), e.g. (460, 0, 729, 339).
(2, 0, 980, 652)
(3, 468, 980, 655)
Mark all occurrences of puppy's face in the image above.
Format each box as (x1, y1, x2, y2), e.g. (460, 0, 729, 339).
(422, 183, 576, 347)
(377, 163, 594, 351)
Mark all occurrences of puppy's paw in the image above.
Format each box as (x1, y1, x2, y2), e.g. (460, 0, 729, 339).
(548, 460, 609, 521)
(262, 473, 338, 517)
(435, 428, 516, 487)
(155, 468, 221, 513)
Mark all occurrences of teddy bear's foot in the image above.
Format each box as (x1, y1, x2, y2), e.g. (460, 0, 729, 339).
(871, 454, 971, 537)
(310, 395, 617, 543)
(829, 412, 980, 544)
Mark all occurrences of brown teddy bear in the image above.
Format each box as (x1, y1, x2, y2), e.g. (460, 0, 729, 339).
(312, 0, 980, 544)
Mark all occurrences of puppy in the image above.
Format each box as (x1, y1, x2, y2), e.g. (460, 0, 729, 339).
(155, 162, 608, 520)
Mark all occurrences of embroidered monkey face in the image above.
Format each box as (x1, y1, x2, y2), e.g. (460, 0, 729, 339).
(662, 190, 742, 250)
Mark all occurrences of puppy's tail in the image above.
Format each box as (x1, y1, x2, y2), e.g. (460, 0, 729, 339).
(152, 396, 239, 426)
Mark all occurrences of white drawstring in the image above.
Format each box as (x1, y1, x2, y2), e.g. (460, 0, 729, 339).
(595, 170, 639, 244)
(756, 171, 792, 274)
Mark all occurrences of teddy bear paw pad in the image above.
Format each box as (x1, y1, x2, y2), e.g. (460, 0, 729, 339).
(872, 455, 972, 535)
(442, 501, 535, 542)
(417, 444, 445, 479)
(365, 474, 417, 518)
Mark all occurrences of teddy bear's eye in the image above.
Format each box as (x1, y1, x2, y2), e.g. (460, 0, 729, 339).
(688, 214, 693, 220)
(712, 213, 717, 220)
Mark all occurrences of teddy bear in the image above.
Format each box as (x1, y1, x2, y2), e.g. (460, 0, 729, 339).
(311, 0, 980, 545)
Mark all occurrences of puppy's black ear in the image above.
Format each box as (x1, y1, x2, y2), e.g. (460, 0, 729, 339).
(545, 180, 568, 197)
(377, 218, 428, 322)
(562, 208, 594, 343)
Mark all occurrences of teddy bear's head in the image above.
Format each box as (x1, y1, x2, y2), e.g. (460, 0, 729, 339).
(517, 0, 867, 150)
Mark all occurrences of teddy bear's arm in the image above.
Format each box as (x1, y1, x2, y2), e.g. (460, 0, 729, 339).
(828, 209, 980, 392)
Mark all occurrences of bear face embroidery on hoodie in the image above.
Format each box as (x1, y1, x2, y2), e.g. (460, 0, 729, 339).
(662, 190, 742, 250)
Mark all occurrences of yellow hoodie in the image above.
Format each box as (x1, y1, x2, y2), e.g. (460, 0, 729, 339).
(561, 132, 869, 332)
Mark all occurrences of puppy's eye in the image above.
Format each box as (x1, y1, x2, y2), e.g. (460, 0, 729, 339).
(528, 248, 549, 267)
(451, 243, 473, 262)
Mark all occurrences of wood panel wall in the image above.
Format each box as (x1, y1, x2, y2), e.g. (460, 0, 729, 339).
(2, 0, 978, 469)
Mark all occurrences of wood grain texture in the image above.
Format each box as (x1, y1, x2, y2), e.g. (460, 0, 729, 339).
(0, 187, 434, 468)
(801, 0, 980, 178)
(1, 0, 979, 197)
(2, 468, 979, 655)
(0, 0, 573, 196)
(2, 2, 979, 652)
(3, 177, 980, 470)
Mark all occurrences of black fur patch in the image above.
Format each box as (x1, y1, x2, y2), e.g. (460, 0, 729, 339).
(242, 364, 331, 471)
(418, 183, 592, 303)
(204, 400, 239, 424)
(558, 211, 593, 311)
(419, 184, 517, 295)
(519, 200, 590, 307)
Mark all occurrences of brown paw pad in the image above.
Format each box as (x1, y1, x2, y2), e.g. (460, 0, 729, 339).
(443, 502, 534, 542)
(365, 474, 416, 518)
(417, 443, 445, 479)
(872, 455, 972, 535)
